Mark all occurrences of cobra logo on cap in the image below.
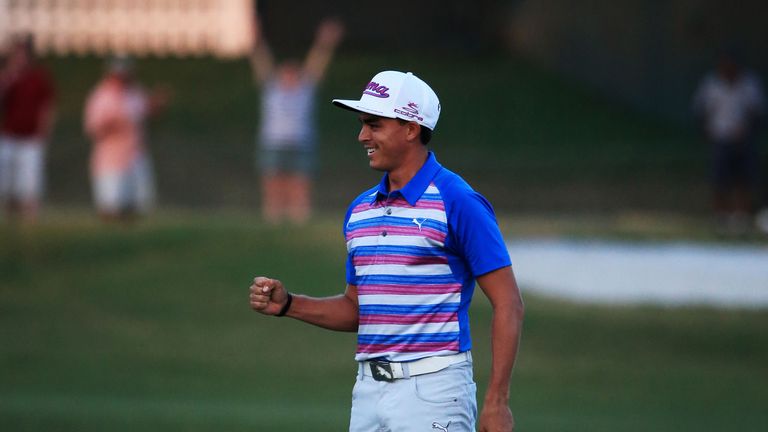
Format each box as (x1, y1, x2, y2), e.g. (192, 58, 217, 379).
(394, 102, 424, 121)
(363, 81, 390, 98)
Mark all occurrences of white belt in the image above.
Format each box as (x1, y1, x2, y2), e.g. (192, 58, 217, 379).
(360, 351, 471, 381)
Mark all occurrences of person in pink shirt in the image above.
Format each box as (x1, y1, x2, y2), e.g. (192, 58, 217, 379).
(84, 57, 168, 222)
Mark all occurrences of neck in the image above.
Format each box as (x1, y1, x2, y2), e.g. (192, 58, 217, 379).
(387, 147, 429, 191)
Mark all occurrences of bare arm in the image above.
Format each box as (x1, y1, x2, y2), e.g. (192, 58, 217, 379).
(249, 18, 274, 84)
(0, 62, 18, 98)
(303, 18, 344, 83)
(249, 276, 358, 332)
(147, 85, 172, 117)
(36, 102, 56, 140)
(476, 266, 524, 432)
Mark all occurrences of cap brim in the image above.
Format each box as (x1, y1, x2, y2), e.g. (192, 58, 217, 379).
(331, 99, 396, 118)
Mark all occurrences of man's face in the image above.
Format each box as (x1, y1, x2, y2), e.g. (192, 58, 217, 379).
(278, 63, 301, 89)
(717, 57, 740, 83)
(357, 114, 411, 172)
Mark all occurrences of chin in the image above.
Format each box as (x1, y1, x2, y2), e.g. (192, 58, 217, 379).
(368, 160, 386, 172)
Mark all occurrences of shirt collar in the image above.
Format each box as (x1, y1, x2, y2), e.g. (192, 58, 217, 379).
(375, 152, 443, 206)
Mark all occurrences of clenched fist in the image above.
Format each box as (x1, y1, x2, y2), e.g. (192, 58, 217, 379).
(249, 276, 289, 316)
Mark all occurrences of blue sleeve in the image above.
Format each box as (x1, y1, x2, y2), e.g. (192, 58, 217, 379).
(344, 189, 375, 286)
(343, 203, 357, 285)
(346, 252, 357, 286)
(447, 187, 511, 277)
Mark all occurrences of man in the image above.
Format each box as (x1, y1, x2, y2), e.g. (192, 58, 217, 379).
(84, 57, 168, 222)
(692, 49, 765, 233)
(0, 35, 56, 223)
(250, 70, 524, 431)
(250, 17, 344, 224)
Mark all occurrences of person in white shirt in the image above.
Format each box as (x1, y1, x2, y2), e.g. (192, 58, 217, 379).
(693, 50, 765, 231)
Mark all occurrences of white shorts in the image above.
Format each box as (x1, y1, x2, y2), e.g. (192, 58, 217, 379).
(92, 153, 155, 213)
(349, 357, 477, 432)
(0, 135, 45, 204)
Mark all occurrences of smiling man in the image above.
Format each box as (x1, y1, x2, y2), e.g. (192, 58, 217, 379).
(249, 70, 524, 431)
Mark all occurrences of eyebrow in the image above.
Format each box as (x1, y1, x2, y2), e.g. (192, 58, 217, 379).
(358, 115, 381, 125)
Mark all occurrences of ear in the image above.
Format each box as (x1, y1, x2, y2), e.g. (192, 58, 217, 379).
(404, 121, 421, 143)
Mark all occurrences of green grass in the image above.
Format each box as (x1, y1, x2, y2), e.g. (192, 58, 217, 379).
(1, 213, 767, 431)
(41, 53, 761, 213)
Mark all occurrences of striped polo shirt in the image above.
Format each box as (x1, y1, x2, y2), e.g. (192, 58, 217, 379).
(344, 152, 511, 362)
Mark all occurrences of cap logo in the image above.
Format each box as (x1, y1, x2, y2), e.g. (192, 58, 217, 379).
(394, 101, 424, 121)
(401, 102, 419, 114)
(363, 81, 390, 98)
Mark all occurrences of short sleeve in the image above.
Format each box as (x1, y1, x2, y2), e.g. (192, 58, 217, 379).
(343, 197, 359, 286)
(448, 189, 511, 277)
(346, 254, 357, 285)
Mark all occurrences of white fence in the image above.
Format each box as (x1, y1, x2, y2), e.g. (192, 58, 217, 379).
(0, 0, 255, 58)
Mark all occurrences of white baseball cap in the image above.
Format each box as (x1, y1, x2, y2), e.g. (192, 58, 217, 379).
(332, 70, 441, 130)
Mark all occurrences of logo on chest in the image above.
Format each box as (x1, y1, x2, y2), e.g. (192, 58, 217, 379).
(412, 218, 428, 231)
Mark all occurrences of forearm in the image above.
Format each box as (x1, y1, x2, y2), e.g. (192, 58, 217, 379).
(477, 267, 525, 404)
(37, 106, 56, 140)
(303, 46, 334, 81)
(285, 292, 359, 332)
(303, 20, 343, 82)
(484, 299, 524, 404)
(249, 44, 273, 84)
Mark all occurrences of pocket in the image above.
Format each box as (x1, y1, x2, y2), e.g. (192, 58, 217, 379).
(414, 366, 472, 405)
(351, 377, 361, 402)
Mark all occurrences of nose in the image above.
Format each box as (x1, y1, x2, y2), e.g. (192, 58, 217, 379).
(358, 125, 370, 143)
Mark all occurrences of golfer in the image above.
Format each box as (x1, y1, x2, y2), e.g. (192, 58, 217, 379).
(250, 70, 524, 432)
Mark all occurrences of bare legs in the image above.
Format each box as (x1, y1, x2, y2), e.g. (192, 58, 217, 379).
(3, 199, 39, 224)
(262, 173, 311, 224)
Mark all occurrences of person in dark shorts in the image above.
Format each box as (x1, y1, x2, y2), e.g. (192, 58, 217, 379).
(250, 17, 344, 224)
(693, 50, 765, 232)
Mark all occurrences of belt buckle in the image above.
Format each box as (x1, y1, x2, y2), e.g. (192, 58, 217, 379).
(369, 360, 395, 382)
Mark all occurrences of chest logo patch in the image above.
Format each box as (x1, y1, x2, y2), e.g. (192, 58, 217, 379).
(412, 218, 428, 231)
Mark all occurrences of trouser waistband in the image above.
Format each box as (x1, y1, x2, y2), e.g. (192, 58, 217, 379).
(359, 351, 471, 382)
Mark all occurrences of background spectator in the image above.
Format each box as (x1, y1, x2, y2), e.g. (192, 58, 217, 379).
(0, 35, 56, 223)
(250, 17, 344, 224)
(84, 57, 169, 223)
(692, 49, 766, 233)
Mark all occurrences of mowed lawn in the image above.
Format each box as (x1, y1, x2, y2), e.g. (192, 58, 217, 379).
(1, 214, 767, 431)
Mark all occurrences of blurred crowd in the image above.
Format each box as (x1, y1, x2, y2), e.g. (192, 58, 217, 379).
(1, 29, 767, 235)
(0, 19, 343, 226)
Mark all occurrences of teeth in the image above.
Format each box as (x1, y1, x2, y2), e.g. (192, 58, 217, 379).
(367, 148, 376, 155)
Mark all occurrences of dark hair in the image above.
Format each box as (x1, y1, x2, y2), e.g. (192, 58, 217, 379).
(420, 126, 433, 145)
(397, 119, 433, 145)
(11, 33, 34, 55)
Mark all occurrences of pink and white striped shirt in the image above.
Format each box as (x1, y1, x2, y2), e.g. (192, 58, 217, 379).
(344, 153, 511, 362)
